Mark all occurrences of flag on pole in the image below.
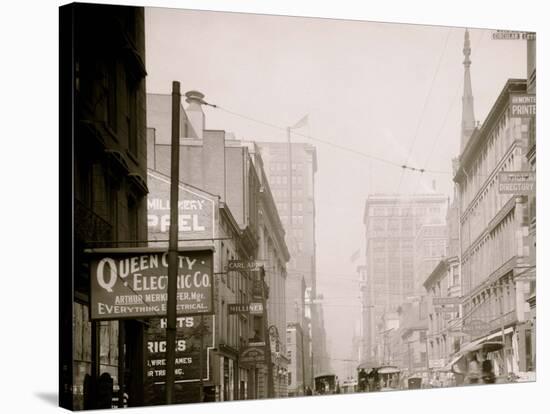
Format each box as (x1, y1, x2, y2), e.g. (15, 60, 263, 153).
(291, 114, 309, 129)
(350, 249, 360, 263)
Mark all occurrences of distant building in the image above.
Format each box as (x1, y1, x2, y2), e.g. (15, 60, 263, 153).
(258, 142, 327, 381)
(414, 223, 448, 295)
(147, 92, 290, 400)
(362, 193, 447, 364)
(422, 195, 461, 373)
(286, 323, 308, 396)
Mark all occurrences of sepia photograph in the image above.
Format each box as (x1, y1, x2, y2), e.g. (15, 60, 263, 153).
(57, 1, 538, 411)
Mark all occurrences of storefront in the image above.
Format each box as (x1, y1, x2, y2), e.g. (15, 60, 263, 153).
(72, 301, 146, 410)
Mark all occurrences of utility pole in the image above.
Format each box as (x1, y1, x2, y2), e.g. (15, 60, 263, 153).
(407, 341, 413, 373)
(300, 325, 306, 395)
(261, 267, 274, 398)
(499, 283, 508, 375)
(199, 314, 205, 402)
(425, 332, 430, 376)
(165, 81, 181, 405)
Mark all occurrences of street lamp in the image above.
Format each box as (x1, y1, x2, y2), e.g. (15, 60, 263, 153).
(267, 325, 281, 397)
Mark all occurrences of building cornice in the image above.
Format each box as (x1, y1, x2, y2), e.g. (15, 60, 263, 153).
(455, 79, 527, 181)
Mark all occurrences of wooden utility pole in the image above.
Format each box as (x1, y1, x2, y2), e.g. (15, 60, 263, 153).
(165, 81, 181, 404)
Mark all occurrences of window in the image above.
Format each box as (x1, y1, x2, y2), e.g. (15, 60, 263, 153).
(415, 207, 426, 216)
(388, 219, 399, 231)
(374, 255, 385, 264)
(402, 219, 413, 233)
(374, 263, 385, 273)
(389, 262, 400, 273)
(292, 216, 303, 225)
(372, 207, 386, 216)
(452, 265, 460, 286)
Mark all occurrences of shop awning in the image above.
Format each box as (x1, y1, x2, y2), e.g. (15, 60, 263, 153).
(442, 328, 513, 373)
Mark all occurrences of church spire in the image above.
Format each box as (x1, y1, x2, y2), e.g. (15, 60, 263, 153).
(460, 29, 476, 153)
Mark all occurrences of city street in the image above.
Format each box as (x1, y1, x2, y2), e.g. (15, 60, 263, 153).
(60, 3, 536, 410)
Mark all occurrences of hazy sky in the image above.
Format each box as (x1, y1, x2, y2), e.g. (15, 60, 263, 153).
(144, 7, 527, 380)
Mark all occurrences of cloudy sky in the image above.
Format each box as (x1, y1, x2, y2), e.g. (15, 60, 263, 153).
(144, 7, 527, 380)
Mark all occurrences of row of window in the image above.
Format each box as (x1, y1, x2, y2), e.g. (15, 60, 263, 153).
(271, 189, 304, 199)
(276, 202, 304, 212)
(269, 162, 305, 172)
(370, 206, 443, 217)
(279, 215, 305, 226)
(269, 175, 305, 186)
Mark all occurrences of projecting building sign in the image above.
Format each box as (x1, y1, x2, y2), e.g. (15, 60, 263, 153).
(227, 260, 263, 272)
(432, 296, 461, 306)
(146, 170, 217, 243)
(89, 249, 214, 319)
(510, 94, 536, 118)
(498, 171, 535, 195)
(240, 346, 266, 366)
(463, 319, 490, 338)
(228, 302, 264, 315)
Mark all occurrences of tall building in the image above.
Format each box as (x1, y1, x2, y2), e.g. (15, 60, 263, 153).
(362, 193, 447, 364)
(147, 92, 290, 400)
(258, 143, 318, 312)
(454, 29, 534, 377)
(257, 142, 327, 381)
(423, 199, 461, 377)
(61, 4, 148, 410)
(413, 223, 448, 295)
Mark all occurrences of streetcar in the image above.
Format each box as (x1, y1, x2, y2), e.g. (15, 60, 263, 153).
(314, 373, 338, 395)
(356, 364, 402, 392)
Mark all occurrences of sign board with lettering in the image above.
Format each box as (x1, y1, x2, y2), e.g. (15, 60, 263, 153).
(463, 319, 490, 338)
(429, 359, 445, 369)
(498, 171, 536, 195)
(227, 260, 263, 272)
(89, 248, 214, 319)
(434, 304, 459, 313)
(145, 316, 213, 383)
(146, 170, 217, 244)
(144, 316, 214, 404)
(432, 296, 461, 306)
(249, 302, 264, 315)
(510, 94, 536, 118)
(228, 302, 264, 315)
(228, 303, 251, 315)
(240, 346, 266, 366)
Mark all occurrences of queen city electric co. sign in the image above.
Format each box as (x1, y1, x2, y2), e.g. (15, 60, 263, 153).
(89, 249, 214, 320)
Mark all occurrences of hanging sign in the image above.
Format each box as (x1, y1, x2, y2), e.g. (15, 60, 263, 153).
(89, 248, 214, 319)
